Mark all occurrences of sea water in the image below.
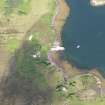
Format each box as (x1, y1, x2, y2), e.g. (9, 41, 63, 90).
(62, 0, 105, 71)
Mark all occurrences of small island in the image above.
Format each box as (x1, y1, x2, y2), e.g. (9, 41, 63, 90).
(90, 0, 105, 6)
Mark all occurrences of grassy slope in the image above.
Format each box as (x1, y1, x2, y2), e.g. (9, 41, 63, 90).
(55, 74, 105, 105)
(0, 0, 52, 53)
(0, 0, 64, 105)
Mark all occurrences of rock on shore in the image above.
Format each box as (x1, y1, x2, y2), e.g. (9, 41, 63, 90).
(90, 0, 105, 6)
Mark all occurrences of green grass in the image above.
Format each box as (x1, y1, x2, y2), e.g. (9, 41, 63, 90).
(4, 0, 57, 86)
(4, 0, 31, 15)
(0, 0, 5, 11)
(5, 38, 20, 53)
(54, 74, 101, 104)
(67, 97, 105, 105)
(29, 10, 56, 55)
(18, 0, 31, 14)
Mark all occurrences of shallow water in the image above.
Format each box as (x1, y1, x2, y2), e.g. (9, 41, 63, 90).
(62, 0, 105, 70)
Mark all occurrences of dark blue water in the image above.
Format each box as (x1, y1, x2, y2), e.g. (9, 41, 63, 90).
(62, 0, 105, 70)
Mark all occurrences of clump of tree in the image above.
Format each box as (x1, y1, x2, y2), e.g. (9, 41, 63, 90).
(0, 38, 54, 105)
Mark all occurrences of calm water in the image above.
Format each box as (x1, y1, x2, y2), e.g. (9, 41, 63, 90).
(62, 0, 105, 70)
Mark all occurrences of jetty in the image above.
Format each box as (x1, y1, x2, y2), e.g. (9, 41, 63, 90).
(50, 41, 65, 51)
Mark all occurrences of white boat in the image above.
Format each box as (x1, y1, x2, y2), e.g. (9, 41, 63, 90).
(76, 45, 80, 49)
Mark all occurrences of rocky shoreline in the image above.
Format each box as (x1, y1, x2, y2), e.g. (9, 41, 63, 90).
(48, 0, 69, 66)
(48, 0, 105, 92)
(49, 0, 81, 78)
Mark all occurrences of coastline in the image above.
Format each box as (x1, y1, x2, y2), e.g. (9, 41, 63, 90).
(49, 0, 81, 79)
(52, 0, 69, 43)
(49, 0, 105, 90)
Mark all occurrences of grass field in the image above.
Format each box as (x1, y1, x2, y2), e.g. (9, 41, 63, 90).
(0, 0, 56, 52)
(0, 0, 63, 105)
